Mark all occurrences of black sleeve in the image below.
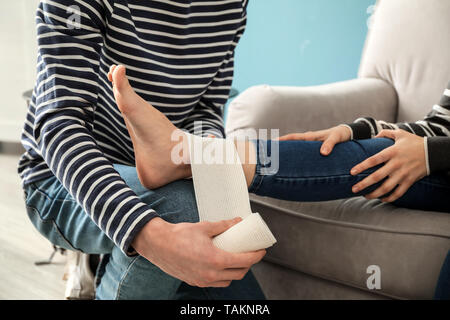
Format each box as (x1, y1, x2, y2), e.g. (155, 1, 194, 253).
(427, 137, 450, 174)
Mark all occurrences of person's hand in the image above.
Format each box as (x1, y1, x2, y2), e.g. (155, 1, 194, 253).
(350, 129, 428, 203)
(279, 125, 352, 156)
(132, 217, 266, 288)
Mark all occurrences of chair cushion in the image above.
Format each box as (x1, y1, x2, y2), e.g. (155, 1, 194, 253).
(251, 194, 450, 299)
(359, 0, 450, 123)
(252, 261, 389, 300)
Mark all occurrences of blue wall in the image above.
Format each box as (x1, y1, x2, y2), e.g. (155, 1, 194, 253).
(232, 0, 375, 93)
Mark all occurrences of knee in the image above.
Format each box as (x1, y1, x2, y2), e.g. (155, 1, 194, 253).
(226, 85, 279, 136)
(114, 164, 150, 196)
(115, 165, 199, 224)
(141, 179, 199, 224)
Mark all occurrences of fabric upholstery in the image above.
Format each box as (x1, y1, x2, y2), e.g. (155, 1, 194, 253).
(251, 195, 450, 300)
(226, 78, 397, 137)
(359, 0, 450, 123)
(252, 261, 389, 300)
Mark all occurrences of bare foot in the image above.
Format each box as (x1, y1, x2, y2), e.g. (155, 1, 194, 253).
(108, 65, 191, 189)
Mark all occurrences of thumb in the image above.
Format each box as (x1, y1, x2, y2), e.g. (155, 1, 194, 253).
(320, 136, 338, 156)
(206, 217, 242, 237)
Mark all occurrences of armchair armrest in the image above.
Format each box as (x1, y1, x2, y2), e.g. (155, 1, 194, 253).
(226, 78, 398, 137)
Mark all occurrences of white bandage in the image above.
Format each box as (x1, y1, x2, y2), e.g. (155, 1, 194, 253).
(187, 134, 277, 253)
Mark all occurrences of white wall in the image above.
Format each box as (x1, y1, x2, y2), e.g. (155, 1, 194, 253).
(0, 0, 40, 142)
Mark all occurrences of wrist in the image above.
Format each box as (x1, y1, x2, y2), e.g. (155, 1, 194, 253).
(338, 124, 353, 140)
(132, 217, 170, 254)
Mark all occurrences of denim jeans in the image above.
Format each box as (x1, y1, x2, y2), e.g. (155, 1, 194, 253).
(434, 251, 450, 300)
(249, 138, 450, 212)
(24, 138, 450, 299)
(249, 138, 450, 299)
(23, 164, 265, 300)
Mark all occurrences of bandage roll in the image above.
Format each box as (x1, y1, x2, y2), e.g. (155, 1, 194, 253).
(187, 134, 252, 222)
(187, 133, 277, 253)
(212, 213, 277, 253)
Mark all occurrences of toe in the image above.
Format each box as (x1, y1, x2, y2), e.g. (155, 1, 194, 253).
(111, 65, 144, 118)
(108, 65, 117, 82)
(112, 65, 132, 92)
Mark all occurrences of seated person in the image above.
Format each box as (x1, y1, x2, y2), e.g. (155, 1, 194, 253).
(108, 66, 450, 214)
(107, 65, 450, 298)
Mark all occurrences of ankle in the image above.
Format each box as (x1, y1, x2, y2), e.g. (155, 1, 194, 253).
(233, 139, 257, 188)
(178, 161, 192, 179)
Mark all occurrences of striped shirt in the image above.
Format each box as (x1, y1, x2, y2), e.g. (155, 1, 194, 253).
(18, 0, 248, 255)
(347, 82, 450, 174)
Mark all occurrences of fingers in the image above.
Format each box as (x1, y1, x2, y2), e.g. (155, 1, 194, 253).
(363, 171, 402, 199)
(206, 269, 248, 287)
(200, 249, 264, 288)
(197, 250, 264, 288)
(224, 249, 266, 269)
(203, 218, 265, 268)
(198, 268, 250, 288)
(381, 182, 411, 203)
(351, 147, 395, 176)
(279, 127, 349, 156)
(222, 268, 249, 281)
(375, 129, 397, 140)
(209, 281, 232, 288)
(205, 217, 242, 237)
(278, 131, 325, 142)
(278, 133, 305, 141)
(352, 164, 393, 194)
(320, 136, 339, 156)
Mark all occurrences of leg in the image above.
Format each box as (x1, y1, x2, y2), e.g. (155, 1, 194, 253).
(107, 66, 450, 213)
(108, 65, 191, 190)
(248, 138, 450, 212)
(173, 270, 265, 300)
(95, 165, 198, 299)
(24, 176, 114, 254)
(434, 250, 450, 300)
(23, 164, 264, 299)
(97, 165, 264, 299)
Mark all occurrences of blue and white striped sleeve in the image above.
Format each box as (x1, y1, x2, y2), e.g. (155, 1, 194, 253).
(182, 0, 248, 138)
(34, 0, 158, 255)
(346, 81, 450, 174)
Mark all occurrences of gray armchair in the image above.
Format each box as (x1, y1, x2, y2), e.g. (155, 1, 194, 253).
(226, 0, 450, 299)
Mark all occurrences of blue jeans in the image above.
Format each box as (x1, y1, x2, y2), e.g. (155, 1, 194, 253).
(249, 138, 450, 212)
(24, 138, 450, 299)
(434, 251, 450, 300)
(23, 164, 265, 300)
(249, 138, 450, 299)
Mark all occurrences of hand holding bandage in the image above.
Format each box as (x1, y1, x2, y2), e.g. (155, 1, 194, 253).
(187, 134, 277, 253)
